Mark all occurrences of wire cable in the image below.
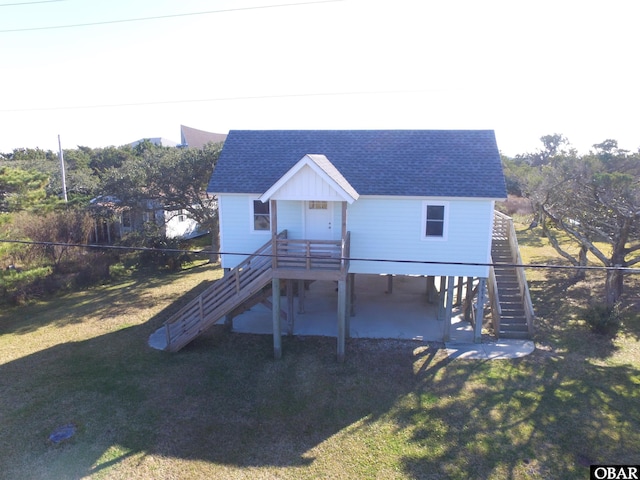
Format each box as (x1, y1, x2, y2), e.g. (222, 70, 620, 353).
(0, 0, 64, 6)
(0, 89, 433, 113)
(1, 238, 639, 273)
(0, 0, 341, 33)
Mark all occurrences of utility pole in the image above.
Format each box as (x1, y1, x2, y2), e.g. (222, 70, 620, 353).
(58, 134, 68, 202)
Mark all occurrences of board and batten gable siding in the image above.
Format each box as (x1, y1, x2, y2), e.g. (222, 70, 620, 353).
(218, 194, 304, 269)
(347, 196, 494, 277)
(269, 164, 351, 202)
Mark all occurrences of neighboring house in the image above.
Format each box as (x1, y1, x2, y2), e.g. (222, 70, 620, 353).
(163, 206, 209, 240)
(128, 125, 227, 149)
(102, 125, 227, 242)
(89, 197, 206, 242)
(154, 130, 533, 359)
(180, 125, 227, 148)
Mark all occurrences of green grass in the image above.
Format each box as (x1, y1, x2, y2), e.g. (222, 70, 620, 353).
(1, 230, 639, 479)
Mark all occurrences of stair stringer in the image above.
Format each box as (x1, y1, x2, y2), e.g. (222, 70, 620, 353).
(151, 236, 280, 352)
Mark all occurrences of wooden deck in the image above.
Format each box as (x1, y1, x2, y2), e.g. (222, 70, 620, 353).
(272, 231, 350, 281)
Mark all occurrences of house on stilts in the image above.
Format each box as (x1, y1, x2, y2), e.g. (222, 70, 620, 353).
(149, 130, 534, 360)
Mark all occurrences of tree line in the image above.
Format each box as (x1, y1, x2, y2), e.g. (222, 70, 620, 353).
(503, 134, 640, 311)
(1, 134, 639, 313)
(0, 140, 222, 303)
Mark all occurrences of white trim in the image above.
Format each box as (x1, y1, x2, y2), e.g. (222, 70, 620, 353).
(249, 196, 271, 234)
(218, 195, 226, 263)
(421, 201, 449, 241)
(259, 154, 359, 204)
(361, 194, 505, 202)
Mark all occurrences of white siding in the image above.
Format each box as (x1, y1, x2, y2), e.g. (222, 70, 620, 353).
(220, 194, 495, 276)
(347, 197, 493, 277)
(270, 165, 348, 201)
(218, 195, 304, 269)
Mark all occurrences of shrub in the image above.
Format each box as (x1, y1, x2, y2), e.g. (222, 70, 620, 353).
(584, 303, 621, 335)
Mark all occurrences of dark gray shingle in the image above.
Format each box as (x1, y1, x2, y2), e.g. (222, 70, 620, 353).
(207, 130, 506, 198)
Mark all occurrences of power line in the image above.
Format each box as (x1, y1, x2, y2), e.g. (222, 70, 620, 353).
(2, 238, 639, 273)
(0, 0, 341, 33)
(0, 0, 64, 6)
(0, 89, 428, 113)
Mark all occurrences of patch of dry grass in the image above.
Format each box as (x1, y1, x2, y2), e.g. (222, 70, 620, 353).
(0, 241, 639, 479)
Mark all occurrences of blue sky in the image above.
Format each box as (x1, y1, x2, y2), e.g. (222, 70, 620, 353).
(1, 0, 638, 156)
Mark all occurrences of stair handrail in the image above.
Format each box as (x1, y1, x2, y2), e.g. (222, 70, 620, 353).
(163, 231, 286, 350)
(493, 211, 535, 335)
(487, 260, 502, 336)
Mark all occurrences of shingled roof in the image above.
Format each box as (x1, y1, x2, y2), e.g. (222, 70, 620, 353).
(207, 130, 507, 199)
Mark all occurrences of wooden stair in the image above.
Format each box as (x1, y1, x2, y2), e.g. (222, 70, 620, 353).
(489, 212, 535, 339)
(149, 236, 279, 352)
(492, 240, 531, 339)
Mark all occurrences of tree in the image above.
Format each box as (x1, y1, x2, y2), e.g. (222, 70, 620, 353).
(0, 167, 49, 212)
(95, 141, 222, 247)
(18, 209, 94, 271)
(151, 142, 222, 233)
(526, 137, 640, 307)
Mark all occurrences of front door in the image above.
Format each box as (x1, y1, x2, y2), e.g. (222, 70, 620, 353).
(305, 201, 334, 240)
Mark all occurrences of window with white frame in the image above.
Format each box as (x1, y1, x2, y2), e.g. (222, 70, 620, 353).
(252, 200, 270, 231)
(422, 202, 448, 240)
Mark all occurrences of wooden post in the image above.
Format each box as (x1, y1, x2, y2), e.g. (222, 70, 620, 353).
(341, 202, 347, 240)
(438, 276, 446, 320)
(443, 276, 455, 341)
(345, 274, 352, 337)
(386, 274, 393, 294)
(456, 276, 464, 306)
(349, 273, 356, 317)
(223, 268, 233, 329)
(475, 278, 486, 343)
(297, 279, 305, 314)
(337, 279, 347, 362)
(287, 279, 295, 335)
(272, 278, 282, 359)
(270, 200, 278, 269)
(426, 276, 436, 303)
(464, 277, 474, 321)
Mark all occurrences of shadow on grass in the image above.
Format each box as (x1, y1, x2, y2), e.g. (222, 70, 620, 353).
(397, 352, 640, 478)
(0, 264, 216, 336)
(1, 264, 639, 479)
(0, 309, 446, 478)
(514, 228, 547, 248)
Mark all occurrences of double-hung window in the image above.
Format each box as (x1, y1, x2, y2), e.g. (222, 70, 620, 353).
(422, 202, 448, 240)
(252, 200, 270, 232)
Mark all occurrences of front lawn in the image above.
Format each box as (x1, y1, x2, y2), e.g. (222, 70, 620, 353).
(1, 232, 639, 479)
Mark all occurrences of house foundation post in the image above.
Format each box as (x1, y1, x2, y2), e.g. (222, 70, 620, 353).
(464, 277, 474, 321)
(287, 279, 295, 335)
(443, 276, 455, 341)
(475, 278, 486, 343)
(337, 279, 347, 362)
(272, 278, 282, 359)
(349, 273, 356, 317)
(223, 268, 233, 330)
(456, 276, 464, 306)
(426, 276, 437, 303)
(297, 279, 306, 314)
(437, 276, 447, 320)
(386, 274, 393, 294)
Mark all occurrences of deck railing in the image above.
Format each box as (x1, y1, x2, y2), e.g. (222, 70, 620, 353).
(274, 232, 350, 276)
(493, 211, 535, 335)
